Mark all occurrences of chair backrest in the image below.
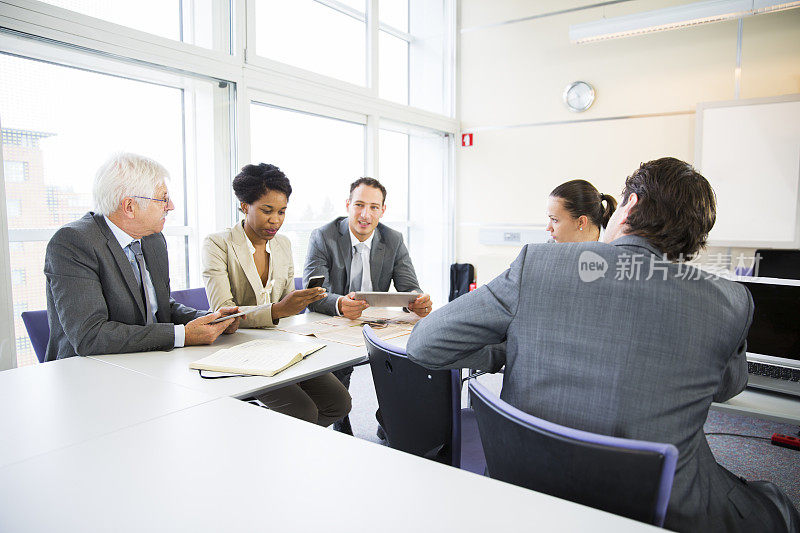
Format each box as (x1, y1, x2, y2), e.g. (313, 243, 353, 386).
(363, 326, 463, 467)
(449, 263, 475, 302)
(468, 380, 678, 527)
(21, 310, 49, 364)
(754, 249, 800, 279)
(170, 288, 209, 311)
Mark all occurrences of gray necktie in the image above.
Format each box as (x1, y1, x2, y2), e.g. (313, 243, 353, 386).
(349, 242, 367, 293)
(128, 240, 154, 324)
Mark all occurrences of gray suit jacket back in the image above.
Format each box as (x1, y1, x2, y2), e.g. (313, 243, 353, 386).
(45, 212, 205, 360)
(408, 236, 787, 532)
(303, 217, 422, 315)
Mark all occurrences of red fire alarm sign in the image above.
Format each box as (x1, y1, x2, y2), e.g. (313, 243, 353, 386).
(461, 133, 473, 147)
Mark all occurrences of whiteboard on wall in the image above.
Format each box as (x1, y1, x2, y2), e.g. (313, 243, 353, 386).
(696, 95, 800, 248)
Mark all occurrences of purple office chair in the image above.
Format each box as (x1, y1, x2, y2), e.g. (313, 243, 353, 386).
(170, 288, 210, 310)
(21, 310, 49, 364)
(468, 379, 677, 527)
(362, 325, 485, 474)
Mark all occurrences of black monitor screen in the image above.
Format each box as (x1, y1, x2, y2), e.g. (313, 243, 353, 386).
(738, 280, 800, 361)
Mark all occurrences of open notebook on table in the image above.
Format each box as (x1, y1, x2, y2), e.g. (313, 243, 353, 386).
(189, 339, 326, 377)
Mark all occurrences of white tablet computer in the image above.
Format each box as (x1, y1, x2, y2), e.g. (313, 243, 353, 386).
(353, 292, 417, 307)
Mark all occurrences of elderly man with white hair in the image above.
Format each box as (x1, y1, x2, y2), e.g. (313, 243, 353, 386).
(44, 152, 241, 361)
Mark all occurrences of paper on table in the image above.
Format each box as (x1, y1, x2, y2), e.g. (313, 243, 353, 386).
(276, 316, 359, 336)
(278, 321, 342, 336)
(276, 312, 418, 347)
(360, 308, 421, 324)
(189, 339, 325, 377)
(315, 323, 414, 347)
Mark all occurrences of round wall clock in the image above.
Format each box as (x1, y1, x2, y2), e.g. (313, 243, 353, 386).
(563, 81, 595, 112)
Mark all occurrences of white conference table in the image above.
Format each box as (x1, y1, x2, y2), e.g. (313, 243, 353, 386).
(0, 356, 213, 469)
(88, 312, 369, 400)
(0, 397, 658, 533)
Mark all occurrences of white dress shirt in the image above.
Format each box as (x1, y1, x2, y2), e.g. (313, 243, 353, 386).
(244, 235, 276, 296)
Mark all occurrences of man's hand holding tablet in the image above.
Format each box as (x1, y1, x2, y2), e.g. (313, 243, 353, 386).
(339, 292, 370, 319)
(406, 293, 432, 318)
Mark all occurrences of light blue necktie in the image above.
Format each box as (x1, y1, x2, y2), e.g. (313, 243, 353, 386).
(349, 242, 368, 292)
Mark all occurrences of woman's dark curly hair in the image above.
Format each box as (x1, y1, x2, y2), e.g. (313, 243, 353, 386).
(232, 163, 292, 205)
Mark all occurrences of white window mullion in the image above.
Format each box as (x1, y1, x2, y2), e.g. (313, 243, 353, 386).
(0, 0, 241, 82)
(367, 0, 379, 97)
(0, 119, 18, 370)
(366, 114, 379, 177)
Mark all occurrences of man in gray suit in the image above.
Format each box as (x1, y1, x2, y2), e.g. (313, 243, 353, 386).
(304, 177, 432, 433)
(407, 158, 798, 532)
(45, 153, 241, 362)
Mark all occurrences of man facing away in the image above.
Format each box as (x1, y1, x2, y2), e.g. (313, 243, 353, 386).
(45, 152, 241, 361)
(303, 177, 432, 433)
(407, 158, 798, 532)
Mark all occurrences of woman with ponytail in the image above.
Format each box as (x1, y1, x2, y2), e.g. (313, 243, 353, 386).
(545, 179, 617, 243)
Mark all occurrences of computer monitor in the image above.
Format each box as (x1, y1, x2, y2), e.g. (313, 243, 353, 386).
(736, 277, 800, 368)
(754, 249, 800, 280)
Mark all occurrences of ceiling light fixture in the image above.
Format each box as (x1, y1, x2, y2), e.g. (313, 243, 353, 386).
(569, 0, 800, 44)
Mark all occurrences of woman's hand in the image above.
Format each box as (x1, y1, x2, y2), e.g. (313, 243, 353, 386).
(271, 287, 326, 319)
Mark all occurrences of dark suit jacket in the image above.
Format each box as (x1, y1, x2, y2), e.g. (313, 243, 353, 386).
(44, 212, 206, 361)
(407, 236, 788, 532)
(303, 217, 422, 315)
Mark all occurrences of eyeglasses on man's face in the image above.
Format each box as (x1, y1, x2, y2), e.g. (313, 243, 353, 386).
(132, 195, 171, 209)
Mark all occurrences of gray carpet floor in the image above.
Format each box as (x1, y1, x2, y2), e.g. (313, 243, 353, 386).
(344, 365, 800, 511)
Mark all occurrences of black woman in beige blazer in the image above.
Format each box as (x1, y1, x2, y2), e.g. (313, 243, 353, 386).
(202, 163, 351, 427)
(203, 222, 294, 328)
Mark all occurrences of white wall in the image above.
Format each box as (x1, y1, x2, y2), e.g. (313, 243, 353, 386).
(456, 0, 800, 282)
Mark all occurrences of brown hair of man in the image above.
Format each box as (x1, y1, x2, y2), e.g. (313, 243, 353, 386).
(621, 157, 716, 261)
(349, 177, 387, 204)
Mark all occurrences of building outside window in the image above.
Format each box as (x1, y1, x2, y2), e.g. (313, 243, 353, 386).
(3, 160, 27, 183)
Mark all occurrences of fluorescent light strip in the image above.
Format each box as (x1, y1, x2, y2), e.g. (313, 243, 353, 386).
(753, 0, 800, 12)
(569, 0, 800, 44)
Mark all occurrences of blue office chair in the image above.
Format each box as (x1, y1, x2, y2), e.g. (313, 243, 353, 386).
(362, 325, 485, 474)
(468, 379, 678, 527)
(170, 288, 209, 310)
(21, 310, 49, 364)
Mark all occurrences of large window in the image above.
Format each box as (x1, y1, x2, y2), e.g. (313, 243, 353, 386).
(249, 102, 366, 270)
(380, 121, 452, 303)
(248, 104, 451, 304)
(379, 0, 450, 114)
(254, 0, 367, 86)
(0, 50, 230, 367)
(37, 0, 231, 51)
(252, 0, 453, 115)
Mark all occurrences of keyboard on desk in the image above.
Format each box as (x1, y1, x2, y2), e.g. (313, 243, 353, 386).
(747, 361, 800, 398)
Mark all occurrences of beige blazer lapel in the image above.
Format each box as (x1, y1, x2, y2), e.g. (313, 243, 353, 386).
(230, 222, 271, 303)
